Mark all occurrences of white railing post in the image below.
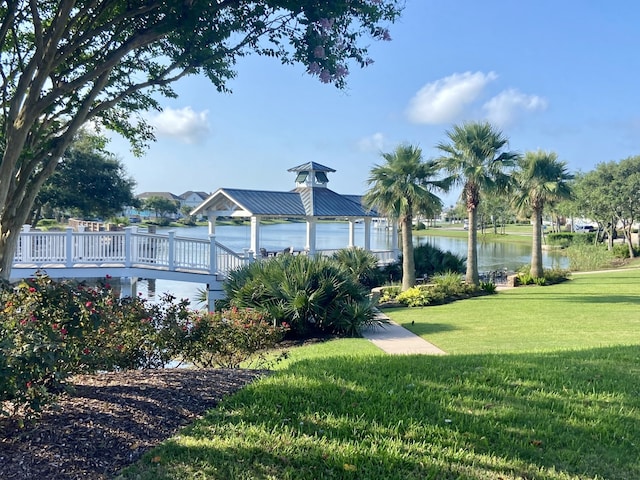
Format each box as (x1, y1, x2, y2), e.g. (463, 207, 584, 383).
(244, 248, 254, 265)
(65, 227, 74, 267)
(209, 234, 217, 274)
(167, 231, 175, 271)
(124, 227, 133, 267)
(21, 226, 31, 263)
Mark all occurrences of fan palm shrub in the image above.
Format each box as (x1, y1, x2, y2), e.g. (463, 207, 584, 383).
(223, 254, 376, 337)
(331, 247, 385, 288)
(412, 243, 465, 279)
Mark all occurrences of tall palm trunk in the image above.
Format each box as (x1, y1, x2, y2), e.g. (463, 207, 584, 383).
(531, 206, 544, 278)
(466, 206, 479, 285)
(401, 215, 415, 291)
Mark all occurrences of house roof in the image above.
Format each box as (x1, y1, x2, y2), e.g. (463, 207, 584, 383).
(136, 191, 181, 201)
(179, 191, 209, 200)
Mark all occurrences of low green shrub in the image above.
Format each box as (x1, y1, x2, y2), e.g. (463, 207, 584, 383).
(382, 272, 481, 307)
(515, 266, 571, 286)
(479, 281, 497, 293)
(611, 243, 640, 259)
(547, 232, 597, 247)
(378, 285, 401, 303)
(396, 286, 430, 307)
(566, 243, 616, 271)
(431, 271, 466, 295)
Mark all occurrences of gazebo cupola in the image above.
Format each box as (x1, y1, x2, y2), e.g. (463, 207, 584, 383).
(288, 161, 336, 189)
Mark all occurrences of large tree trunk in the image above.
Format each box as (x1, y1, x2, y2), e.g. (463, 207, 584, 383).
(401, 215, 415, 291)
(0, 206, 32, 280)
(466, 206, 479, 286)
(531, 207, 544, 278)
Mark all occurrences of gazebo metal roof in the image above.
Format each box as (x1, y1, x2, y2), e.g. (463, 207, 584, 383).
(190, 162, 394, 258)
(192, 162, 377, 219)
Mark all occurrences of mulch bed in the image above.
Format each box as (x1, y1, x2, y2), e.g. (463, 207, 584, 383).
(0, 369, 267, 480)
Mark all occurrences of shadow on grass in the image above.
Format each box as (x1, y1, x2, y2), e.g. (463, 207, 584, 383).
(405, 322, 458, 335)
(560, 294, 640, 304)
(121, 346, 640, 480)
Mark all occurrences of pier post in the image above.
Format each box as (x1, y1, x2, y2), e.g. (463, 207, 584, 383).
(348, 220, 355, 248)
(124, 227, 133, 267)
(364, 217, 372, 251)
(209, 234, 217, 275)
(119, 276, 137, 298)
(206, 283, 225, 312)
(167, 231, 175, 271)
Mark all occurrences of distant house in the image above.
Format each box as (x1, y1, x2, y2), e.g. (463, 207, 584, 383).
(135, 191, 182, 220)
(136, 191, 182, 203)
(124, 191, 209, 221)
(178, 191, 209, 217)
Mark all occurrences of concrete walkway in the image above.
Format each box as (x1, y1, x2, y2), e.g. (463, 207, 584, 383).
(361, 310, 446, 355)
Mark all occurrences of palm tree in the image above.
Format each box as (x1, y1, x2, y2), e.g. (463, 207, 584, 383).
(513, 150, 573, 278)
(363, 144, 449, 291)
(436, 122, 520, 286)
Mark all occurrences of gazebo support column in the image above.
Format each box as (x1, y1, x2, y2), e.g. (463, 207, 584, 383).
(207, 213, 217, 235)
(250, 215, 261, 255)
(348, 219, 355, 248)
(364, 217, 371, 251)
(391, 220, 400, 258)
(306, 217, 317, 255)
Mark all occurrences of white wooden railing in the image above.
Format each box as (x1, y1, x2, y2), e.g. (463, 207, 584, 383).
(13, 227, 248, 279)
(12, 228, 398, 282)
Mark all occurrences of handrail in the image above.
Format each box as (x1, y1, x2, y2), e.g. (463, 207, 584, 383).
(13, 227, 247, 278)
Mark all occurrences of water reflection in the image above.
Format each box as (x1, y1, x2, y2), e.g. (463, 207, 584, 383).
(139, 223, 567, 305)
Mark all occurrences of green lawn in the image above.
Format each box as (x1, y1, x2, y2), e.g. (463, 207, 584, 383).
(388, 269, 640, 354)
(117, 270, 640, 480)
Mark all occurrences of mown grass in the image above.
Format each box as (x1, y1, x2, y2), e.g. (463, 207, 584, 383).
(389, 269, 640, 354)
(117, 270, 640, 480)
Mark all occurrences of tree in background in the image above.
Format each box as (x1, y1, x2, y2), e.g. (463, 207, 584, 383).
(513, 151, 573, 278)
(143, 196, 179, 221)
(364, 144, 449, 291)
(33, 131, 138, 224)
(436, 122, 519, 286)
(0, 0, 403, 279)
(574, 157, 640, 257)
(477, 194, 515, 235)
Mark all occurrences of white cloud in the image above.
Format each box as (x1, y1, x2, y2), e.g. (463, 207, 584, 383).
(357, 132, 386, 152)
(406, 71, 498, 124)
(150, 106, 210, 144)
(483, 89, 548, 127)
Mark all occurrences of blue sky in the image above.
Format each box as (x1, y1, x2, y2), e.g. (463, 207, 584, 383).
(109, 0, 640, 208)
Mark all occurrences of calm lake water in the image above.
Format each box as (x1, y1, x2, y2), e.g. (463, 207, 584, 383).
(137, 223, 568, 305)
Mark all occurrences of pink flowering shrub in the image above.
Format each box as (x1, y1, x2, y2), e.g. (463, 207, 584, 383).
(180, 307, 287, 369)
(0, 273, 286, 420)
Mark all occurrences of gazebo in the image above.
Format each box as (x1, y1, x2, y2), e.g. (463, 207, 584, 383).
(191, 162, 399, 260)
